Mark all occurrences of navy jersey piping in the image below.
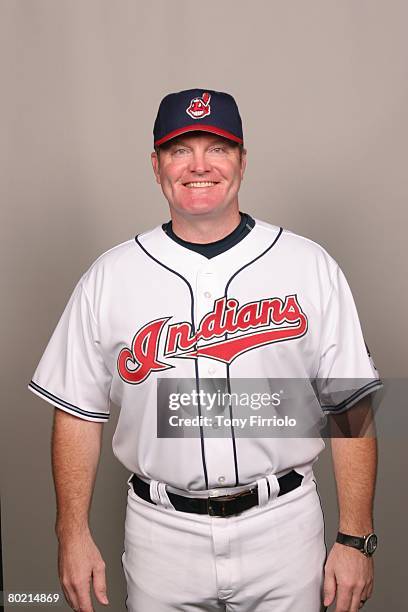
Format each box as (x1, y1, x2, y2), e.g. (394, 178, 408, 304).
(223, 226, 284, 486)
(321, 380, 383, 413)
(29, 380, 110, 420)
(134, 235, 209, 489)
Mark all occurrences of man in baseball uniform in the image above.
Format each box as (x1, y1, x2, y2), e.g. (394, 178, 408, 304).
(29, 89, 382, 612)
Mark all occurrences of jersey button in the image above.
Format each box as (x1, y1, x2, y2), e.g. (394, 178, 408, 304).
(208, 366, 216, 375)
(217, 476, 226, 484)
(204, 291, 212, 298)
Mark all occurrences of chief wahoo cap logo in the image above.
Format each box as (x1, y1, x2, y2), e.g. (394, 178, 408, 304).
(186, 92, 211, 119)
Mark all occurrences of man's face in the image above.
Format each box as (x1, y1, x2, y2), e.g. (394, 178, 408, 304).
(151, 133, 246, 218)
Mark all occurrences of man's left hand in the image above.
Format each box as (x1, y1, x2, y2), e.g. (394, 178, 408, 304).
(323, 542, 374, 611)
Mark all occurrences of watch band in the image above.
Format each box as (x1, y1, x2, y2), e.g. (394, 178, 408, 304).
(336, 531, 377, 556)
(336, 532, 365, 550)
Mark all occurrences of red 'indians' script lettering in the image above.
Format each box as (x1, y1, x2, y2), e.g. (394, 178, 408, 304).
(117, 317, 171, 385)
(117, 295, 307, 384)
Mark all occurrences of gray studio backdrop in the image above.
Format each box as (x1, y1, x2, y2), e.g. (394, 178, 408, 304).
(2, 1, 407, 610)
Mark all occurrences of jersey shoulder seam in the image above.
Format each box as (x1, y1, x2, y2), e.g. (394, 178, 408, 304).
(254, 220, 336, 260)
(80, 281, 99, 328)
(280, 227, 336, 258)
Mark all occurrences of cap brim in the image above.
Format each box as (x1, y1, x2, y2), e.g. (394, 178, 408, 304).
(155, 124, 243, 147)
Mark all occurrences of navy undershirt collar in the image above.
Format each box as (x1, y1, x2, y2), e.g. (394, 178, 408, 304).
(162, 212, 255, 259)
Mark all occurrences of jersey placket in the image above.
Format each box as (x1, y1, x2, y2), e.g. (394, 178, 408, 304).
(194, 262, 238, 490)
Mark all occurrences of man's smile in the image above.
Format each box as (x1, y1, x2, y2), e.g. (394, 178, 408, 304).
(182, 181, 220, 188)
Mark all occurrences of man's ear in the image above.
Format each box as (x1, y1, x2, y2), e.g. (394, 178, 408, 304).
(240, 148, 247, 180)
(151, 151, 161, 184)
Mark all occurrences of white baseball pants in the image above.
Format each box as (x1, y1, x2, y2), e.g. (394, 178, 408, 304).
(122, 473, 326, 611)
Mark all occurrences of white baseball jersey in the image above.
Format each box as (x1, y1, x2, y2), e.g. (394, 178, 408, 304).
(28, 218, 381, 492)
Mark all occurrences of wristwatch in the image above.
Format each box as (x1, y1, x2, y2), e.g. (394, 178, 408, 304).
(336, 531, 378, 557)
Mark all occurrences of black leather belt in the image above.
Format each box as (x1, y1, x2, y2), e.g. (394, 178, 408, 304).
(130, 471, 303, 518)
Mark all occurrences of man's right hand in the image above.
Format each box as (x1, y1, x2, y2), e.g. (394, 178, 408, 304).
(57, 529, 109, 612)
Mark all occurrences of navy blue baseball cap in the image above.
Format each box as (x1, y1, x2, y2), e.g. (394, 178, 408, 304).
(153, 88, 244, 147)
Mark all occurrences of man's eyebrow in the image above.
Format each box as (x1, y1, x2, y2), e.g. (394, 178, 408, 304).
(166, 136, 232, 149)
(207, 138, 235, 147)
(168, 139, 191, 148)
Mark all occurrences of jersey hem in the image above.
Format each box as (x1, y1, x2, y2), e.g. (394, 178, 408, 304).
(28, 381, 110, 422)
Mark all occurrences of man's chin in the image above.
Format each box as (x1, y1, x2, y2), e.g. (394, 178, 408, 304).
(175, 198, 227, 216)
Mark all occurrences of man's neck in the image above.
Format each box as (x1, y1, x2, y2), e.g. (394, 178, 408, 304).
(170, 208, 241, 244)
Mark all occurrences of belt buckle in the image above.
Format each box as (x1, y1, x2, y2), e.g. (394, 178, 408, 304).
(207, 486, 257, 517)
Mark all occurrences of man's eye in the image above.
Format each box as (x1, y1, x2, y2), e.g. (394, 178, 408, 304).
(173, 148, 188, 155)
(211, 147, 225, 153)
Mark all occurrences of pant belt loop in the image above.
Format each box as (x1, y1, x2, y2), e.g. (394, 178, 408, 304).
(157, 482, 175, 510)
(256, 478, 269, 507)
(267, 474, 280, 501)
(149, 480, 160, 505)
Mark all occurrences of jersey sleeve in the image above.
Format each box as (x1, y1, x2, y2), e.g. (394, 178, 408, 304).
(315, 263, 382, 414)
(28, 277, 111, 422)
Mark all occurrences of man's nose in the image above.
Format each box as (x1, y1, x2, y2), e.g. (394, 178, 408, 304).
(188, 150, 211, 174)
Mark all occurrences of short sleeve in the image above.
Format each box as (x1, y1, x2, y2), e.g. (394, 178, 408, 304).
(28, 278, 111, 422)
(315, 264, 382, 414)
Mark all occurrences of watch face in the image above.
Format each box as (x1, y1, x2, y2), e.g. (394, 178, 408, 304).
(365, 534, 378, 555)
